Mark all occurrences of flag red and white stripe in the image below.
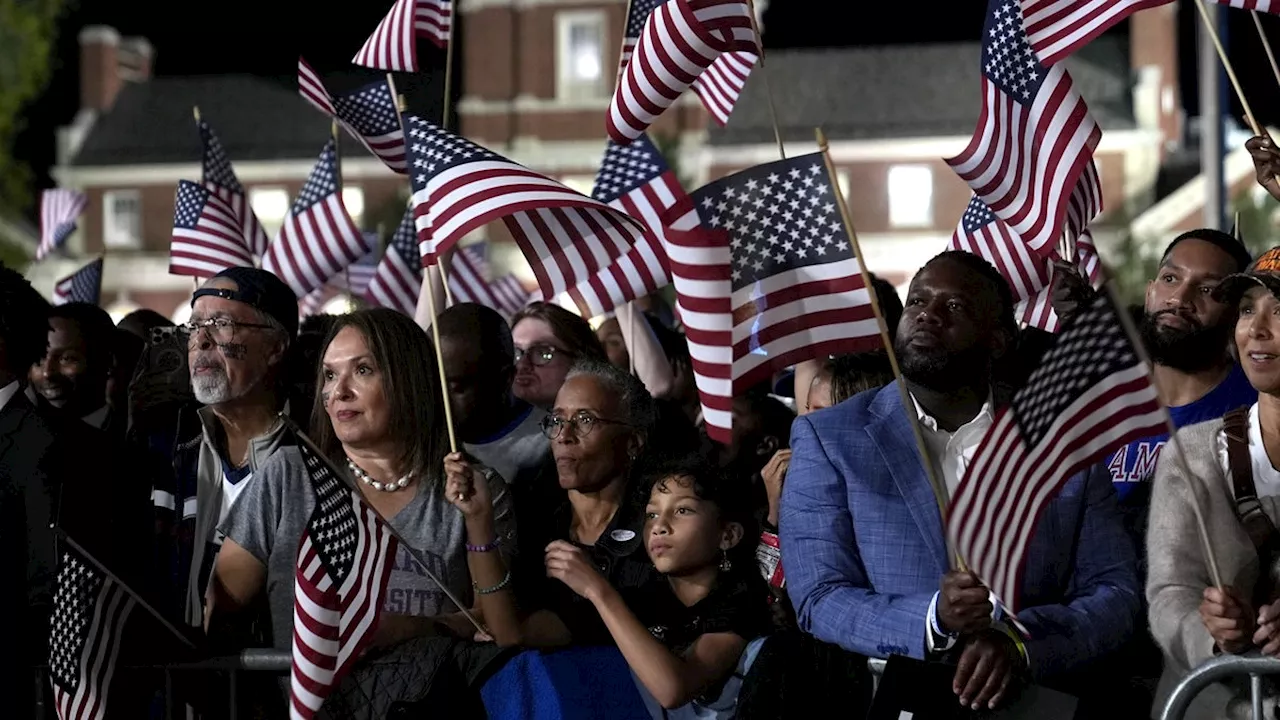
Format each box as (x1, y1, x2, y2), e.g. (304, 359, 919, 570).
(692, 50, 758, 126)
(608, 0, 760, 145)
(300, 244, 379, 317)
(262, 140, 376, 298)
(38, 189, 87, 261)
(565, 134, 684, 318)
(290, 444, 398, 719)
(948, 294, 1163, 612)
(366, 207, 422, 316)
(1021, 0, 1172, 66)
(197, 119, 270, 258)
(404, 116, 647, 300)
(352, 0, 451, 72)
(170, 181, 256, 278)
(946, 0, 1100, 258)
(447, 243, 527, 316)
(297, 59, 407, 174)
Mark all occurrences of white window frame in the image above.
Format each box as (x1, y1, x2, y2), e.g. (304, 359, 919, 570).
(887, 164, 934, 229)
(102, 189, 142, 248)
(555, 10, 608, 102)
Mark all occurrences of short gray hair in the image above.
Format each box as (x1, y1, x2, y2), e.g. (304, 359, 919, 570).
(565, 358, 656, 433)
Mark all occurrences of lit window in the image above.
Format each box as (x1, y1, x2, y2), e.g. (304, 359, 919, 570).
(887, 165, 934, 228)
(103, 190, 141, 248)
(250, 187, 290, 236)
(342, 186, 365, 226)
(556, 11, 606, 101)
(560, 176, 597, 195)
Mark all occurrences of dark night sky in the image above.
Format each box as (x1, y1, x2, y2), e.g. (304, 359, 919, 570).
(14, 0, 1280, 219)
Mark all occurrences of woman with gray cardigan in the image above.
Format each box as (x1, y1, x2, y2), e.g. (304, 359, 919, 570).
(1148, 254, 1280, 719)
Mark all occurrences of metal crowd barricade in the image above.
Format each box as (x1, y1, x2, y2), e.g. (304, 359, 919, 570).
(35, 649, 292, 720)
(1160, 652, 1280, 720)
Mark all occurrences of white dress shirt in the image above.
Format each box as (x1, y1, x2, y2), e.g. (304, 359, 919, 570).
(0, 380, 19, 414)
(82, 404, 110, 430)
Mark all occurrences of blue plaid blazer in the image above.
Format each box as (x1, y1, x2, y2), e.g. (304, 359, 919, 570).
(779, 383, 1140, 681)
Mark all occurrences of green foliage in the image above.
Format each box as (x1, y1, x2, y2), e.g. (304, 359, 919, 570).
(0, 239, 28, 272)
(0, 0, 68, 214)
(1230, 189, 1280, 257)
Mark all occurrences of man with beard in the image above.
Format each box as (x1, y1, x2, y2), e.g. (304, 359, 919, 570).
(1104, 229, 1254, 497)
(780, 252, 1139, 712)
(151, 267, 299, 630)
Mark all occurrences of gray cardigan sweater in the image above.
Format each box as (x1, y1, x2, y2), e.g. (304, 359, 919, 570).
(1147, 415, 1280, 719)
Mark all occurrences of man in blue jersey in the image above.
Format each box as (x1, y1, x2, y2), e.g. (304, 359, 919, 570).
(1106, 229, 1255, 503)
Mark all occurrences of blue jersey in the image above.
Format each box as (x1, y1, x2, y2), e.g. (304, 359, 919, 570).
(1107, 364, 1256, 499)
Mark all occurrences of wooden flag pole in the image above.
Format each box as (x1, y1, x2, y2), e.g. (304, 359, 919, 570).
(746, 0, 785, 160)
(1103, 281, 1224, 589)
(1195, 0, 1263, 135)
(387, 79, 453, 305)
(817, 128, 958, 565)
(1253, 11, 1280, 95)
(442, 15, 457, 132)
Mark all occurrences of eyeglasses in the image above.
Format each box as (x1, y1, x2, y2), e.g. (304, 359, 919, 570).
(540, 410, 630, 439)
(180, 317, 275, 345)
(515, 344, 568, 367)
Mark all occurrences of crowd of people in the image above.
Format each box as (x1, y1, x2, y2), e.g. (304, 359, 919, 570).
(11, 139, 1280, 720)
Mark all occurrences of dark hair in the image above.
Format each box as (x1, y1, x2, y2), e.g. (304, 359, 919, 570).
(1162, 228, 1252, 273)
(0, 263, 51, 375)
(48, 302, 117, 376)
(117, 308, 173, 340)
(869, 274, 904, 336)
(310, 309, 450, 487)
(510, 302, 607, 363)
(642, 453, 758, 566)
(825, 352, 894, 405)
(565, 357, 657, 433)
(438, 302, 514, 361)
(739, 388, 796, 450)
(925, 250, 1018, 341)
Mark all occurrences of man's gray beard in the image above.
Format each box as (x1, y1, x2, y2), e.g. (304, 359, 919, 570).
(192, 369, 232, 405)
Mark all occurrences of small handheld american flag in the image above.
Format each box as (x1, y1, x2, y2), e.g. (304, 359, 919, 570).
(38, 189, 88, 261)
(198, 119, 270, 258)
(169, 180, 256, 278)
(693, 153, 882, 393)
(289, 443, 399, 719)
(946, 0, 1100, 257)
(48, 544, 136, 720)
(352, 0, 451, 72)
(565, 134, 684, 318)
(366, 207, 422, 316)
(262, 140, 376, 298)
(404, 115, 648, 300)
(297, 59, 407, 175)
(448, 242, 528, 317)
(300, 242, 379, 317)
(52, 258, 104, 306)
(948, 292, 1164, 612)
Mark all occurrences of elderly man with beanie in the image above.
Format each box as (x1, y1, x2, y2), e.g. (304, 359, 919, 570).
(150, 267, 303, 629)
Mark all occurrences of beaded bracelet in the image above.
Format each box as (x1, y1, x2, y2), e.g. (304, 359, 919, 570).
(466, 536, 502, 553)
(474, 570, 512, 595)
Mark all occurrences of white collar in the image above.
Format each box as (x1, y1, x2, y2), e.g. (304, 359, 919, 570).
(909, 390, 995, 433)
(82, 404, 111, 429)
(0, 380, 19, 414)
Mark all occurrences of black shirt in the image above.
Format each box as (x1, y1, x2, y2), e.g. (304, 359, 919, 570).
(514, 489, 659, 645)
(629, 571, 773, 656)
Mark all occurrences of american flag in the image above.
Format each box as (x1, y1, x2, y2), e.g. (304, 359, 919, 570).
(366, 207, 422, 315)
(945, 0, 1100, 258)
(170, 180, 256, 278)
(38, 189, 87, 261)
(48, 545, 136, 720)
(290, 443, 398, 719)
(661, 199, 734, 443)
(352, 0, 451, 72)
(301, 242, 379, 317)
(1216, 0, 1280, 11)
(404, 115, 647, 299)
(608, 0, 760, 145)
(262, 140, 376, 298)
(53, 258, 103, 306)
(695, 154, 882, 395)
(448, 243, 529, 317)
(948, 293, 1163, 612)
(1021, 0, 1171, 65)
(950, 195, 1052, 322)
(565, 134, 683, 318)
(618, 0, 666, 74)
(198, 119, 270, 258)
(692, 51, 759, 126)
(297, 59, 407, 174)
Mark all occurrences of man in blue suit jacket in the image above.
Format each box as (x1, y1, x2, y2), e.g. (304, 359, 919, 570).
(781, 252, 1140, 711)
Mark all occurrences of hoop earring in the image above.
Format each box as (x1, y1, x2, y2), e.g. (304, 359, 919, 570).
(719, 549, 732, 572)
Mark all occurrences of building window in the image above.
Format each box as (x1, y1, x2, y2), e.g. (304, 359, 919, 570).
(103, 190, 141, 248)
(342, 186, 365, 227)
(887, 165, 934, 228)
(556, 11, 607, 101)
(250, 187, 290, 237)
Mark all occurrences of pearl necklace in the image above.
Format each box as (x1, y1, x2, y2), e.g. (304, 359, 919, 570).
(347, 459, 411, 492)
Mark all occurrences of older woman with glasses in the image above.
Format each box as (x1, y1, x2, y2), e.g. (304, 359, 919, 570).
(206, 309, 516, 707)
(510, 303, 609, 410)
(446, 358, 656, 647)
